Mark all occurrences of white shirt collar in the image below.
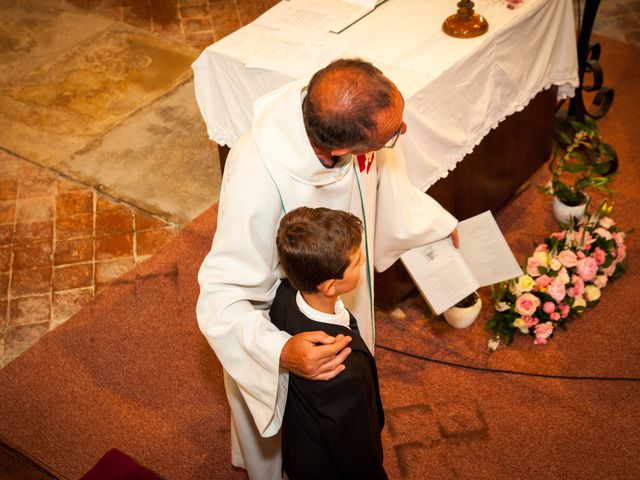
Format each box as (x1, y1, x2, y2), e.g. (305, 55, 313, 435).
(296, 291, 351, 329)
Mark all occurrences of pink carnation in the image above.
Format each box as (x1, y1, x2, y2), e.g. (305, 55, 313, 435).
(576, 257, 598, 281)
(515, 293, 541, 317)
(534, 322, 554, 344)
(523, 316, 539, 328)
(534, 244, 549, 253)
(592, 247, 606, 266)
(543, 301, 556, 314)
(594, 227, 612, 240)
(558, 250, 578, 268)
(612, 232, 624, 247)
(550, 231, 566, 240)
(567, 275, 585, 298)
(535, 274, 552, 289)
(546, 278, 566, 303)
(616, 243, 627, 263)
(558, 303, 570, 318)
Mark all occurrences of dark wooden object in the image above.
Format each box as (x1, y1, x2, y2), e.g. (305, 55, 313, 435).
(375, 88, 557, 310)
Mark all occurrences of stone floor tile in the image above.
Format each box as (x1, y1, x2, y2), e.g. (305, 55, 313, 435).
(15, 197, 55, 223)
(0, 246, 10, 272)
(14, 221, 54, 245)
(180, 5, 210, 18)
(137, 229, 176, 256)
(53, 264, 94, 291)
(18, 173, 58, 199)
(56, 191, 94, 217)
(96, 233, 134, 260)
(10, 267, 53, 298)
(0, 153, 20, 176)
(57, 177, 89, 192)
(96, 207, 134, 236)
(1, 323, 50, 368)
(0, 180, 18, 201)
(183, 17, 211, 33)
(0, 225, 12, 246)
(9, 295, 51, 327)
(135, 211, 172, 231)
(56, 214, 94, 239)
(12, 242, 53, 271)
(0, 201, 15, 224)
(96, 257, 135, 286)
(0, 273, 8, 299)
(184, 31, 214, 50)
(54, 238, 94, 265)
(52, 288, 95, 329)
(12, 242, 53, 270)
(97, 195, 124, 212)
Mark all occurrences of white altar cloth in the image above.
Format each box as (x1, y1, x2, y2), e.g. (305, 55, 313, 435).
(193, 0, 579, 191)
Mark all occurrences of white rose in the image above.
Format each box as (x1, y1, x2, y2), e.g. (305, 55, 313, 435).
(573, 296, 587, 309)
(495, 301, 511, 312)
(549, 258, 562, 271)
(584, 285, 601, 302)
(594, 275, 608, 289)
(599, 217, 615, 229)
(533, 251, 549, 266)
(516, 275, 535, 293)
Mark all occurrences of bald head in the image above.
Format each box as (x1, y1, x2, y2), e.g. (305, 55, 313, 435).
(303, 59, 397, 151)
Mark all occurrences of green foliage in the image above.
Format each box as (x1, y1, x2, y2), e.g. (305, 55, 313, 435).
(542, 116, 617, 206)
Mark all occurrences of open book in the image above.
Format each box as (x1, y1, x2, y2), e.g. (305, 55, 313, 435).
(400, 211, 523, 315)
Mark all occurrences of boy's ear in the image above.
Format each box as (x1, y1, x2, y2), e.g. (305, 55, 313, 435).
(318, 278, 337, 297)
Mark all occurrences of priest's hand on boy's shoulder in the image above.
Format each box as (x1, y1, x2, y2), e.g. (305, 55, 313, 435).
(280, 332, 352, 381)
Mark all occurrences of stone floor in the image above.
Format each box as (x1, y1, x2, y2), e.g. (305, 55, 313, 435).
(0, 0, 638, 369)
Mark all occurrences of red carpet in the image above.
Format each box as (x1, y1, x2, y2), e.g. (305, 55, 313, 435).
(0, 36, 638, 480)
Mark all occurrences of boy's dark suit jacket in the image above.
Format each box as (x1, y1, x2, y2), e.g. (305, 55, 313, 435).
(269, 279, 387, 480)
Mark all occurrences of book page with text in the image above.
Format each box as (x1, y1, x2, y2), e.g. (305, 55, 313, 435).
(457, 211, 523, 287)
(401, 237, 479, 315)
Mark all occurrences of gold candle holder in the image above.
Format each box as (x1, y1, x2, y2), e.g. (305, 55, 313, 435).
(442, 0, 489, 38)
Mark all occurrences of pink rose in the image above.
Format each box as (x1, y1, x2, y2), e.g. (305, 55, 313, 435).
(523, 316, 539, 328)
(546, 278, 566, 303)
(534, 322, 554, 345)
(603, 263, 616, 277)
(576, 257, 598, 281)
(558, 303, 570, 318)
(616, 243, 627, 262)
(526, 257, 542, 277)
(558, 250, 578, 268)
(515, 293, 541, 317)
(535, 274, 552, 289)
(543, 301, 556, 314)
(550, 312, 561, 321)
(556, 268, 570, 284)
(567, 275, 585, 298)
(534, 244, 549, 253)
(592, 247, 606, 265)
(612, 232, 624, 247)
(577, 250, 586, 259)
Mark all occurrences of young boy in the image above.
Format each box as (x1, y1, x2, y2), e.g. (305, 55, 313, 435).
(270, 206, 387, 480)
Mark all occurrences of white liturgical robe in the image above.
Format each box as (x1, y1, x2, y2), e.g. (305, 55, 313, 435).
(196, 80, 457, 478)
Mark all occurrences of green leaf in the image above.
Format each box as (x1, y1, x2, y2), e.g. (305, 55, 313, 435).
(563, 163, 590, 173)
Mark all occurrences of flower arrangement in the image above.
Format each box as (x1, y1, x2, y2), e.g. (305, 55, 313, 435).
(539, 117, 617, 207)
(486, 202, 628, 351)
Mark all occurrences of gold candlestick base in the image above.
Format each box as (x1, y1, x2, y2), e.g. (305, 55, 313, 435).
(442, 0, 489, 38)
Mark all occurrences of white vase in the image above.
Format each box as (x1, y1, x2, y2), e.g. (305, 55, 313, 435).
(443, 296, 482, 329)
(552, 196, 587, 224)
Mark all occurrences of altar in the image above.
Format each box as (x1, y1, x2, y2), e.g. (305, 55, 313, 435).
(192, 0, 579, 306)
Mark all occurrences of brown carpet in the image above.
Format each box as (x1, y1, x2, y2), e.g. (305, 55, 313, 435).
(1, 36, 639, 480)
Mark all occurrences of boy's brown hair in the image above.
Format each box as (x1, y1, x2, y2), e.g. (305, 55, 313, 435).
(276, 207, 363, 293)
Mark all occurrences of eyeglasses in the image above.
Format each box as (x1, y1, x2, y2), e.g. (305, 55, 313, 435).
(382, 124, 404, 149)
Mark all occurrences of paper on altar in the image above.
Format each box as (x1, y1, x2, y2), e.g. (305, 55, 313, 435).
(401, 211, 522, 315)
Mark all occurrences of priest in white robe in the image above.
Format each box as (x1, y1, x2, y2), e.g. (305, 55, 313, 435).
(195, 59, 458, 479)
